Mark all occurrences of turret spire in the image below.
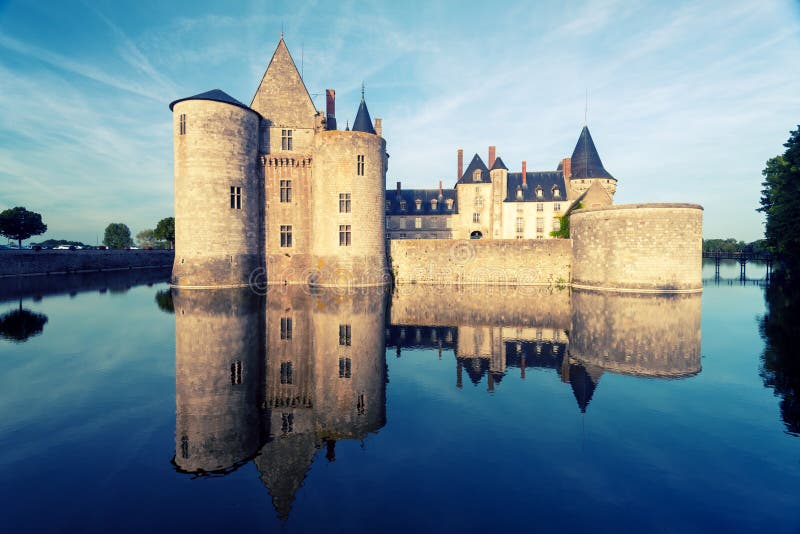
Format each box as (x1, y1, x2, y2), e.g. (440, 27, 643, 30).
(569, 126, 614, 180)
(351, 84, 375, 134)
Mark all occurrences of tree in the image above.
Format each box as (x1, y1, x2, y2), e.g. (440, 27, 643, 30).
(103, 223, 133, 249)
(0, 301, 48, 343)
(0, 207, 47, 248)
(154, 217, 175, 249)
(136, 229, 156, 249)
(758, 125, 800, 273)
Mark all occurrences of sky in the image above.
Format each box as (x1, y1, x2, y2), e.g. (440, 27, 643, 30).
(1, 0, 799, 244)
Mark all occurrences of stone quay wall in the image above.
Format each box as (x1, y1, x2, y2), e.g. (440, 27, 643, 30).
(389, 238, 572, 286)
(571, 203, 703, 293)
(0, 250, 174, 278)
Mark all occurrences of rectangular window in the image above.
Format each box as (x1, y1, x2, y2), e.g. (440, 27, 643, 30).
(357, 155, 365, 176)
(415, 217, 422, 229)
(179, 114, 186, 135)
(339, 324, 351, 346)
(280, 361, 293, 384)
(339, 193, 351, 213)
(281, 413, 294, 433)
(280, 180, 292, 202)
(280, 225, 292, 247)
(281, 129, 293, 150)
(473, 213, 480, 223)
(338, 357, 352, 378)
(230, 360, 242, 385)
(357, 394, 365, 415)
(280, 317, 292, 340)
(554, 202, 561, 212)
(536, 217, 544, 233)
(230, 186, 241, 209)
(339, 224, 351, 246)
(516, 217, 524, 233)
(537, 203, 544, 212)
(553, 217, 560, 230)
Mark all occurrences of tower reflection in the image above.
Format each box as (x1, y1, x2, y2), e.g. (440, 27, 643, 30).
(172, 286, 388, 520)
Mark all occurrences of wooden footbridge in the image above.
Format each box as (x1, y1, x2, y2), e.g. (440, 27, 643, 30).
(703, 251, 774, 280)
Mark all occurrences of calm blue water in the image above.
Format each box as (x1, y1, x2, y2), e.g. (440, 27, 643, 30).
(0, 262, 798, 533)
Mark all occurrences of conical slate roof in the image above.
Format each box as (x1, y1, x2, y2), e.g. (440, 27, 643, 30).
(490, 156, 508, 171)
(457, 154, 490, 184)
(169, 89, 255, 114)
(352, 97, 376, 134)
(570, 126, 614, 179)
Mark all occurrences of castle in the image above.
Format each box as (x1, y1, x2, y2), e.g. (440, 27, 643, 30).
(170, 36, 703, 293)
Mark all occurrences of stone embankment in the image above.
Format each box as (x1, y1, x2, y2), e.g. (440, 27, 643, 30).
(0, 250, 174, 278)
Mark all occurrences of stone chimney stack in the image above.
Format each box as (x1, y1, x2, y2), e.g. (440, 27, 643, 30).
(522, 161, 527, 188)
(374, 117, 382, 137)
(561, 157, 571, 195)
(439, 180, 443, 197)
(325, 89, 337, 130)
(457, 149, 464, 182)
(488, 146, 496, 169)
(396, 181, 402, 198)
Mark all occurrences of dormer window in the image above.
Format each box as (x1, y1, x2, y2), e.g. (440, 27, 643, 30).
(516, 187, 523, 200)
(399, 200, 407, 211)
(473, 169, 482, 182)
(446, 198, 454, 210)
(415, 199, 422, 210)
(431, 199, 438, 210)
(535, 186, 543, 198)
(553, 187, 561, 198)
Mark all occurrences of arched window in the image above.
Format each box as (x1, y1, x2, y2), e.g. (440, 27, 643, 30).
(553, 186, 560, 198)
(431, 199, 438, 210)
(516, 186, 523, 200)
(446, 198, 454, 210)
(415, 198, 422, 210)
(536, 186, 543, 198)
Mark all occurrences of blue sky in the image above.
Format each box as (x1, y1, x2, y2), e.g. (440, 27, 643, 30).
(1, 0, 798, 244)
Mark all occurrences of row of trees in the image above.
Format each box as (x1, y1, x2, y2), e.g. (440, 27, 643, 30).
(702, 238, 769, 254)
(0, 206, 174, 250)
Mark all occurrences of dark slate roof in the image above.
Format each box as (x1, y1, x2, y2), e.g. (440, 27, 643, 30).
(505, 171, 567, 202)
(570, 126, 614, 179)
(457, 154, 491, 184)
(385, 188, 457, 215)
(568, 362, 599, 413)
(352, 98, 376, 134)
(168, 89, 257, 115)
(490, 156, 508, 171)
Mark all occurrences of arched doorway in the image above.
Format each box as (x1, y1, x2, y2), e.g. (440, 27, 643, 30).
(470, 231, 483, 240)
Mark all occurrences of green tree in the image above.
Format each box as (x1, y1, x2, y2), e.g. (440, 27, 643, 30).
(0, 207, 47, 248)
(758, 125, 800, 273)
(154, 217, 175, 249)
(103, 223, 133, 249)
(136, 229, 156, 249)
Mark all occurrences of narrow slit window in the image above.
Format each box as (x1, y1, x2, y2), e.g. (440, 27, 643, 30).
(230, 186, 242, 209)
(280, 180, 292, 202)
(357, 394, 366, 415)
(339, 193, 351, 213)
(357, 155, 365, 176)
(339, 224, 351, 246)
(179, 114, 186, 135)
(280, 317, 293, 340)
(280, 225, 292, 247)
(231, 360, 242, 385)
(338, 357, 352, 378)
(339, 324, 351, 346)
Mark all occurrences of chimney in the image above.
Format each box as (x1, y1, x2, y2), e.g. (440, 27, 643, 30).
(457, 149, 464, 182)
(374, 117, 382, 137)
(396, 181, 402, 198)
(325, 89, 336, 130)
(522, 161, 527, 188)
(561, 157, 571, 179)
(488, 146, 496, 169)
(439, 180, 443, 197)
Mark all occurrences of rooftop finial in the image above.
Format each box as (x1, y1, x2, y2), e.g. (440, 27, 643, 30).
(361, 81, 365, 101)
(280, 22, 284, 39)
(584, 88, 588, 126)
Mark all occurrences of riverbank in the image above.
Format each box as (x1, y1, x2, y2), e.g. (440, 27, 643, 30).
(0, 249, 173, 277)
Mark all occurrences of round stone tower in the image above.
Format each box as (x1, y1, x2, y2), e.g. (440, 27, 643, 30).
(170, 90, 261, 288)
(310, 129, 388, 286)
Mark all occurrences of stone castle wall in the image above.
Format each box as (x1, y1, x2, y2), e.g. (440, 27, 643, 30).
(571, 203, 703, 292)
(0, 250, 173, 278)
(569, 289, 702, 377)
(390, 238, 572, 286)
(310, 131, 388, 286)
(172, 100, 261, 288)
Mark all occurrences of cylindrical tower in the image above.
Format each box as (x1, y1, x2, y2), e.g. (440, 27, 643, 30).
(172, 288, 265, 474)
(170, 90, 261, 288)
(310, 130, 388, 286)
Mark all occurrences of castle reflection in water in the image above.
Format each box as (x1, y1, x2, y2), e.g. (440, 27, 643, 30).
(172, 284, 701, 519)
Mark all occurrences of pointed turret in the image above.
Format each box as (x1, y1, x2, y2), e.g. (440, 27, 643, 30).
(250, 36, 316, 127)
(569, 126, 614, 180)
(352, 84, 376, 134)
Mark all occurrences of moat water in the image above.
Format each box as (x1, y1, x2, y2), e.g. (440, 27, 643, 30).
(0, 260, 798, 533)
